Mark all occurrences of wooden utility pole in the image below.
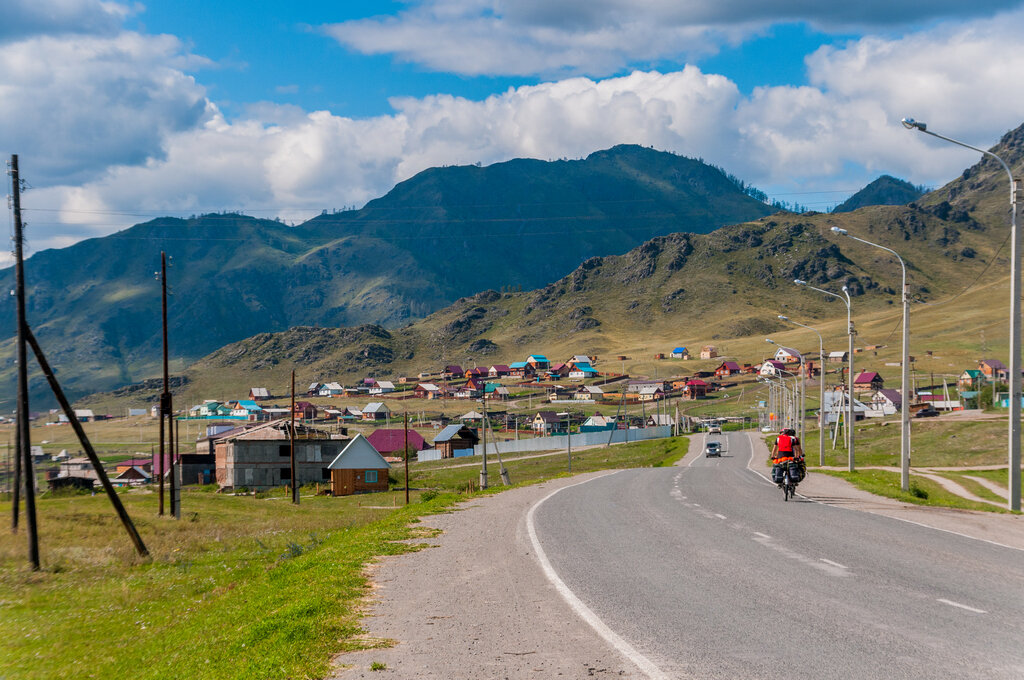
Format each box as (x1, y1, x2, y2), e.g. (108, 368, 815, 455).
(158, 252, 168, 516)
(174, 417, 181, 519)
(404, 412, 410, 505)
(290, 370, 298, 504)
(10, 155, 39, 568)
(26, 328, 148, 557)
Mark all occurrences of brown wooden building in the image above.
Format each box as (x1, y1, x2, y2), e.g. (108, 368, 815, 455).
(327, 434, 391, 496)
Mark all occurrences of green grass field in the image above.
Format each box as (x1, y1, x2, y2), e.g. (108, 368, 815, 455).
(0, 435, 688, 680)
(818, 469, 1013, 513)
(801, 418, 1011, 468)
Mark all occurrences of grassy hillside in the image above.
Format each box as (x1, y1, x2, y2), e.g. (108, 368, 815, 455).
(832, 175, 925, 213)
(0, 145, 777, 409)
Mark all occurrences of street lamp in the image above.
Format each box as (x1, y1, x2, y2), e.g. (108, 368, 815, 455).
(794, 279, 856, 471)
(831, 227, 912, 491)
(767, 338, 805, 440)
(779, 315, 825, 467)
(902, 117, 1020, 510)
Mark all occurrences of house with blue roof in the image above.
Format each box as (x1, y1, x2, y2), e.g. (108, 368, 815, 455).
(670, 347, 689, 359)
(526, 354, 550, 370)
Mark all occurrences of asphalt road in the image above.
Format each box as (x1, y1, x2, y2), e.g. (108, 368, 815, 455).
(531, 431, 1024, 679)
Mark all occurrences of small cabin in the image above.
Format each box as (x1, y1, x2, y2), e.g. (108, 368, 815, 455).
(327, 434, 391, 496)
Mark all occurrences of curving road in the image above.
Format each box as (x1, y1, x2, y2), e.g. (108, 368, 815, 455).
(531, 431, 1024, 679)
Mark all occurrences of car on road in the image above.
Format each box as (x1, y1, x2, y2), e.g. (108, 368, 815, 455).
(708, 424, 722, 434)
(915, 407, 940, 418)
(705, 441, 722, 457)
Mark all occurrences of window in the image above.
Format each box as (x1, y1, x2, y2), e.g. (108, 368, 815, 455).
(321, 467, 331, 480)
(364, 470, 378, 483)
(280, 467, 291, 480)
(279, 444, 291, 457)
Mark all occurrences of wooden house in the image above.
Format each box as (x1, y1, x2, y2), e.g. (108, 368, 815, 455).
(700, 345, 718, 360)
(509, 361, 534, 378)
(670, 347, 690, 360)
(853, 371, 884, 392)
(327, 434, 390, 496)
(568, 362, 598, 380)
(249, 387, 270, 401)
(432, 424, 480, 458)
(485, 384, 511, 400)
(488, 365, 511, 378)
(445, 365, 465, 379)
(773, 346, 802, 363)
(526, 354, 550, 370)
(318, 382, 344, 397)
(293, 401, 318, 419)
(413, 383, 442, 399)
(759, 360, 789, 377)
(958, 369, 983, 390)
(682, 379, 709, 399)
(714, 361, 741, 378)
(638, 385, 664, 401)
(454, 378, 484, 399)
(575, 385, 604, 400)
(828, 351, 848, 363)
(533, 411, 565, 435)
(465, 367, 489, 379)
(361, 402, 391, 421)
(979, 359, 1009, 382)
(369, 380, 395, 395)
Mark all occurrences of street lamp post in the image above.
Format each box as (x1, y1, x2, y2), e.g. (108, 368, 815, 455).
(794, 279, 855, 471)
(902, 117, 1020, 511)
(766, 338, 804, 439)
(779, 315, 825, 467)
(831, 227, 912, 491)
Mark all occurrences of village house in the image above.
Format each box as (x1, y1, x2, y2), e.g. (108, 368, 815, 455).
(369, 380, 395, 395)
(454, 378, 485, 399)
(292, 401, 318, 420)
(568, 362, 599, 380)
(361, 402, 391, 421)
(871, 389, 903, 415)
(647, 414, 673, 427)
(459, 410, 484, 423)
(758, 360, 789, 377)
(488, 365, 511, 378)
(700, 345, 718, 360)
(465, 367, 489, 380)
(318, 382, 344, 397)
(413, 383, 442, 399)
(327, 434, 390, 496)
(547, 363, 571, 379)
(580, 414, 617, 432)
(682, 379, 709, 400)
(958, 369, 983, 390)
(741, 363, 758, 374)
(670, 347, 689, 359)
(432, 424, 480, 458)
(485, 384, 511, 400)
(533, 411, 566, 434)
(828, 351, 849, 363)
(444, 365, 465, 379)
(638, 385, 664, 401)
(214, 420, 344, 491)
(853, 371, 884, 392)
(526, 354, 550, 370)
(230, 400, 266, 421)
(111, 466, 152, 487)
(249, 387, 270, 401)
(979, 359, 1009, 382)
(575, 385, 604, 401)
(773, 346, 802, 363)
(714, 361, 741, 378)
(307, 382, 322, 396)
(366, 429, 428, 456)
(509, 361, 535, 378)
(627, 380, 666, 393)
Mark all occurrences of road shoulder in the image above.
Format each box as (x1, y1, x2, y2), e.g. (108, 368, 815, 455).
(330, 474, 639, 679)
(745, 432, 1024, 550)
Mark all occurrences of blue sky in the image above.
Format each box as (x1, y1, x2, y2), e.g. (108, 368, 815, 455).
(4, 0, 1024, 257)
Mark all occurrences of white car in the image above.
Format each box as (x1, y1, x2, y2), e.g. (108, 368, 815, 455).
(708, 425, 722, 434)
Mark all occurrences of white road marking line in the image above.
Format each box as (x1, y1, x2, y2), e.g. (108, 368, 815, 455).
(754, 532, 771, 539)
(937, 598, 987, 614)
(527, 474, 671, 680)
(714, 513, 727, 520)
(819, 558, 848, 569)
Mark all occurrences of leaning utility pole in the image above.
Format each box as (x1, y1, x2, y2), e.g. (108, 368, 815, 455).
(10, 155, 39, 568)
(290, 370, 298, 504)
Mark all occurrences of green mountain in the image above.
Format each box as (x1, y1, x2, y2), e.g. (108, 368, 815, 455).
(77, 121, 1024, 412)
(832, 175, 926, 213)
(0, 145, 776, 408)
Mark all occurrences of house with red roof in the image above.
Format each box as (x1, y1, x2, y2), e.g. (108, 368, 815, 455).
(682, 379, 709, 400)
(853, 371, 884, 392)
(488, 365, 511, 378)
(366, 429, 428, 455)
(714, 361, 741, 378)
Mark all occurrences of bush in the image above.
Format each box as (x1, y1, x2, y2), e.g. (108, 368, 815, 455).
(910, 483, 928, 499)
(420, 490, 439, 502)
